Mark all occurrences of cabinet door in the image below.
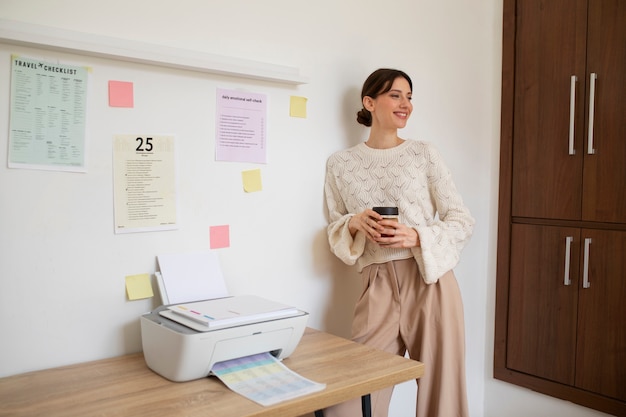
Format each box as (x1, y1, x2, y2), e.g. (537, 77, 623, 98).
(511, 0, 587, 220)
(575, 229, 626, 401)
(581, 0, 626, 223)
(507, 223, 580, 384)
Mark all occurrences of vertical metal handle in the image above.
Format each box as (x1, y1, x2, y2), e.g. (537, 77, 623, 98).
(582, 238, 592, 288)
(587, 73, 597, 154)
(568, 76, 577, 155)
(564, 236, 573, 285)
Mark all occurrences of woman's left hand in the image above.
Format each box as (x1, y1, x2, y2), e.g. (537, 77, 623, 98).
(374, 220, 421, 248)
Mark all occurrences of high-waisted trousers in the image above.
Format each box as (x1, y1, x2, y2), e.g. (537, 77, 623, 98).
(324, 258, 469, 417)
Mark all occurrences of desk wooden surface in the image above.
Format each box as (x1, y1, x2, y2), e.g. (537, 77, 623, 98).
(0, 328, 424, 417)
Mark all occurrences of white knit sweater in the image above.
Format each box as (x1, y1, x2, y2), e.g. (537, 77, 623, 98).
(324, 139, 474, 284)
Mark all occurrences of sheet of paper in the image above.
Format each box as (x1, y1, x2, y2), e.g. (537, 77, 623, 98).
(289, 96, 307, 118)
(211, 352, 326, 406)
(125, 273, 154, 300)
(164, 295, 300, 330)
(215, 88, 267, 164)
(113, 134, 177, 233)
(156, 250, 229, 304)
(8, 55, 89, 172)
(209, 225, 230, 249)
(109, 80, 134, 107)
(242, 168, 263, 193)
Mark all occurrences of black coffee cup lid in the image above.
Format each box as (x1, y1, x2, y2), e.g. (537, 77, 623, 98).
(373, 206, 398, 215)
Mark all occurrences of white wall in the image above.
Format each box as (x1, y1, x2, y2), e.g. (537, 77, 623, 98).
(0, 1, 611, 416)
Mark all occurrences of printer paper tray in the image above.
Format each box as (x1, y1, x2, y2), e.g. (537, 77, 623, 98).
(159, 309, 306, 332)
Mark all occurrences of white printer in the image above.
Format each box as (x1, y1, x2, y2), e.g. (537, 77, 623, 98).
(141, 295, 309, 382)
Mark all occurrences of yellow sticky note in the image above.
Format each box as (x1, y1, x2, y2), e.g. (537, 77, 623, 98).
(125, 273, 154, 300)
(242, 169, 263, 192)
(289, 96, 307, 118)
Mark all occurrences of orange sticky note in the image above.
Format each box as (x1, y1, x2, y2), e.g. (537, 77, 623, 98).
(109, 80, 134, 108)
(210, 225, 230, 249)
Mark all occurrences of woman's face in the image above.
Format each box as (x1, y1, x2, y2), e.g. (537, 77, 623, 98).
(365, 76, 413, 130)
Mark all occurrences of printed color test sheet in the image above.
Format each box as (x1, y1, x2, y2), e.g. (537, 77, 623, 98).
(211, 352, 325, 406)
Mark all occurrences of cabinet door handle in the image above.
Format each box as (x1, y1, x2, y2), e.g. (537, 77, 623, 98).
(587, 73, 597, 155)
(568, 75, 577, 155)
(564, 236, 573, 285)
(582, 237, 592, 289)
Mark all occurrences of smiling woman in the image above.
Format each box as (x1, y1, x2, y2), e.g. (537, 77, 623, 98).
(322, 68, 475, 417)
(361, 73, 412, 137)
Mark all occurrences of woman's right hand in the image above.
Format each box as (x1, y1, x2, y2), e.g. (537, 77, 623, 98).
(348, 209, 385, 241)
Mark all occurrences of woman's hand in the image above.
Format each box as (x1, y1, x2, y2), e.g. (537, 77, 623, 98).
(375, 220, 420, 248)
(348, 209, 420, 248)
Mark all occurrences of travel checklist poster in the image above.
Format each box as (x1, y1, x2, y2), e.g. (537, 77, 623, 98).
(8, 55, 89, 172)
(215, 88, 267, 164)
(113, 134, 177, 234)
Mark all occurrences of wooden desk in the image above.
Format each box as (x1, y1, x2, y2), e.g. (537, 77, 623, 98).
(0, 328, 424, 417)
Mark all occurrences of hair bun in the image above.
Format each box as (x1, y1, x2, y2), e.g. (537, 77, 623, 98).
(356, 108, 372, 127)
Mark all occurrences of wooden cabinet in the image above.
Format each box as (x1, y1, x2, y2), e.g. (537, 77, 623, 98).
(511, 0, 626, 223)
(495, 0, 626, 415)
(510, 0, 585, 221)
(506, 225, 626, 401)
(575, 229, 626, 401)
(580, 2, 626, 223)
(506, 224, 580, 386)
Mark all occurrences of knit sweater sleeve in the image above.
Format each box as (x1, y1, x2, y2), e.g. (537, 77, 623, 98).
(323, 152, 367, 265)
(409, 144, 475, 283)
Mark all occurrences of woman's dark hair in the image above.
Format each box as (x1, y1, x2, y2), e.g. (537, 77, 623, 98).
(356, 68, 413, 127)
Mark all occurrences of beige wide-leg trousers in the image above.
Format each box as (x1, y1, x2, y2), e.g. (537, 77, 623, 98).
(324, 258, 469, 417)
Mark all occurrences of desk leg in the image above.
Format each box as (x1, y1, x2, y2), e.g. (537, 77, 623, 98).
(313, 394, 371, 417)
(361, 394, 372, 417)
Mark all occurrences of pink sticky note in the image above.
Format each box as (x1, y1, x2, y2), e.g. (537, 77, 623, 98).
(209, 225, 230, 249)
(109, 80, 134, 108)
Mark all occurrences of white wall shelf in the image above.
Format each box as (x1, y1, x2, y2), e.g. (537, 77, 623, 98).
(0, 19, 308, 85)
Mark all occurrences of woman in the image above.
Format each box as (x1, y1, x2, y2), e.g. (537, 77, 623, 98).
(323, 68, 474, 417)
